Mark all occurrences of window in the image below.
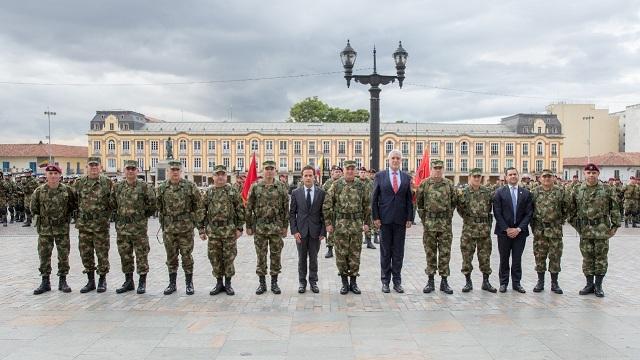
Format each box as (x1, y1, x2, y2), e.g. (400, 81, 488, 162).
(460, 141, 468, 156)
(207, 159, 215, 171)
(323, 141, 330, 154)
(279, 140, 287, 153)
(354, 141, 363, 155)
(385, 140, 394, 155)
(536, 160, 544, 172)
(236, 140, 244, 153)
(522, 160, 529, 173)
(222, 141, 230, 154)
(338, 141, 346, 155)
(294, 141, 302, 155)
(416, 141, 424, 155)
(475, 142, 484, 156)
(446, 159, 454, 172)
(401, 142, 410, 156)
(491, 159, 499, 173)
(279, 157, 287, 169)
(223, 157, 230, 168)
(236, 157, 244, 171)
(505, 158, 514, 169)
(137, 158, 144, 169)
(136, 140, 144, 153)
(537, 127, 542, 134)
(265, 140, 273, 153)
(107, 158, 116, 169)
(460, 159, 468, 172)
(122, 141, 130, 152)
(308, 141, 316, 155)
(251, 140, 259, 152)
(355, 158, 363, 168)
(537, 142, 544, 156)
(109, 123, 114, 131)
(122, 123, 129, 130)
(445, 142, 454, 156)
(475, 159, 483, 172)
(151, 157, 158, 169)
(179, 140, 187, 151)
(194, 157, 202, 170)
(94, 141, 101, 151)
(323, 158, 329, 170)
(108, 140, 115, 151)
(551, 143, 558, 156)
(522, 143, 529, 156)
(490, 143, 499, 156)
(294, 158, 302, 172)
(551, 160, 557, 174)
(505, 143, 514, 156)
(180, 158, 187, 170)
(151, 140, 159, 152)
(308, 158, 315, 167)
(208, 140, 216, 153)
(430, 141, 439, 155)
(193, 140, 201, 152)
(402, 159, 409, 172)
(416, 158, 422, 170)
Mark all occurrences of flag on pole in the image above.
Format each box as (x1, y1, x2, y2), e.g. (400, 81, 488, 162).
(317, 155, 324, 184)
(414, 149, 430, 187)
(242, 152, 258, 203)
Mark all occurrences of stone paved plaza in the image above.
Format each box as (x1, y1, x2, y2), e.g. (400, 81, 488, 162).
(0, 216, 638, 359)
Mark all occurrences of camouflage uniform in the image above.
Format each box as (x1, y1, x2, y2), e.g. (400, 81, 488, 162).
(21, 175, 39, 226)
(456, 183, 494, 277)
(0, 178, 8, 226)
(322, 178, 336, 249)
(623, 182, 638, 227)
(6, 178, 17, 222)
(531, 184, 568, 274)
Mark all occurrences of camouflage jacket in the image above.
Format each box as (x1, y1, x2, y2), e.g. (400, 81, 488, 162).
(74, 175, 113, 232)
(31, 183, 77, 235)
(531, 185, 568, 238)
(157, 179, 204, 234)
(245, 179, 289, 235)
(322, 178, 335, 192)
(21, 177, 39, 203)
(323, 177, 371, 228)
(0, 180, 9, 205)
(568, 182, 621, 239)
(623, 184, 639, 208)
(456, 185, 493, 237)
(199, 183, 245, 238)
(111, 179, 156, 236)
(416, 177, 457, 231)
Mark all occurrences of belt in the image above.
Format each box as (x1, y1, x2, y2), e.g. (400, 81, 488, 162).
(211, 219, 230, 227)
(117, 213, 147, 224)
(79, 212, 108, 221)
(335, 212, 362, 220)
(165, 213, 192, 222)
(426, 211, 449, 219)
(466, 215, 492, 224)
(577, 217, 608, 226)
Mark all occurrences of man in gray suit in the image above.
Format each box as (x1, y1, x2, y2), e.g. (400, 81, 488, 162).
(290, 165, 326, 293)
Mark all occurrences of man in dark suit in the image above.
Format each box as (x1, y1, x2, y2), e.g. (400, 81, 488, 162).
(493, 167, 533, 293)
(290, 165, 326, 294)
(371, 149, 414, 293)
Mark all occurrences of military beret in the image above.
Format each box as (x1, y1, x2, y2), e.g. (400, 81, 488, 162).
(343, 160, 356, 168)
(168, 160, 182, 169)
(358, 166, 367, 172)
(369, 169, 377, 174)
(431, 159, 444, 167)
(332, 165, 343, 172)
(45, 164, 62, 174)
(522, 173, 531, 179)
(540, 169, 554, 177)
(262, 160, 276, 169)
(469, 168, 482, 176)
(124, 160, 138, 169)
(87, 156, 101, 165)
(213, 164, 227, 174)
(584, 163, 600, 172)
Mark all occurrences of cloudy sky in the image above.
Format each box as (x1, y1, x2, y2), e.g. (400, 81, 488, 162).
(1, 0, 639, 145)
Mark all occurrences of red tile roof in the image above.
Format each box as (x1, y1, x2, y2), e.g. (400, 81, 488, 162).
(564, 152, 640, 167)
(0, 143, 88, 158)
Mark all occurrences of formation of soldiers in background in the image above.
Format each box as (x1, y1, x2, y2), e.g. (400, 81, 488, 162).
(2, 155, 637, 297)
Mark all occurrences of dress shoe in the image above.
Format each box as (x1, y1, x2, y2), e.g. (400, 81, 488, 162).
(513, 284, 526, 293)
(310, 283, 319, 293)
(499, 284, 507, 293)
(393, 284, 404, 293)
(381, 283, 390, 293)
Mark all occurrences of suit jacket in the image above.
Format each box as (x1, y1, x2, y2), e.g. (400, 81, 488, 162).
(289, 185, 326, 239)
(371, 169, 414, 225)
(493, 185, 533, 236)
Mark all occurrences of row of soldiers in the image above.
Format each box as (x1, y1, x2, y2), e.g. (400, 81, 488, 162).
(0, 171, 40, 226)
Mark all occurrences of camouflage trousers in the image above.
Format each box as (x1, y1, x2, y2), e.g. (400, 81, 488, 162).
(208, 236, 237, 278)
(326, 232, 334, 247)
(117, 234, 150, 275)
(334, 219, 363, 277)
(460, 233, 492, 275)
(364, 227, 379, 242)
(254, 234, 284, 276)
(78, 230, 110, 275)
(579, 237, 609, 276)
(423, 230, 453, 277)
(38, 234, 70, 276)
(533, 235, 563, 273)
(163, 231, 195, 274)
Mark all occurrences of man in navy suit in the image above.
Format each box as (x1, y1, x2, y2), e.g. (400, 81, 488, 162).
(290, 165, 326, 294)
(371, 149, 414, 293)
(493, 167, 533, 293)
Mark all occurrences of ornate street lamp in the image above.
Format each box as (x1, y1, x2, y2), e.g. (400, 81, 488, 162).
(340, 40, 408, 170)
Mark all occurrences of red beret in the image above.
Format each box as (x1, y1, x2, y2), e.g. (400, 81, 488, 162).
(45, 164, 62, 174)
(584, 163, 600, 172)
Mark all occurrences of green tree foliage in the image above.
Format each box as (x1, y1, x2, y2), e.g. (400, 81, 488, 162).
(288, 97, 369, 123)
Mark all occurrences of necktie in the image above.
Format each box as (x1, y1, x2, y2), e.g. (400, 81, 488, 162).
(511, 186, 517, 220)
(392, 172, 399, 193)
(306, 188, 312, 209)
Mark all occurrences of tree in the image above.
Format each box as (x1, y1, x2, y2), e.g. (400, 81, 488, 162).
(288, 97, 369, 123)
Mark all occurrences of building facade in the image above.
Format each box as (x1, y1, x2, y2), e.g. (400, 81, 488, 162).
(563, 152, 640, 182)
(612, 104, 640, 153)
(87, 111, 564, 184)
(0, 143, 88, 175)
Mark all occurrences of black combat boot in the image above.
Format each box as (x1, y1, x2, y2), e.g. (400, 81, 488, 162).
(80, 271, 96, 293)
(271, 275, 281, 294)
(164, 273, 177, 295)
(116, 273, 134, 294)
(210, 277, 224, 295)
(185, 273, 194, 295)
(33, 276, 51, 295)
(324, 246, 333, 258)
(373, 233, 380, 244)
(58, 275, 71, 293)
(340, 275, 349, 295)
(96, 274, 107, 293)
(365, 238, 376, 249)
(136, 274, 146, 294)
(256, 276, 267, 295)
(349, 276, 361, 294)
(423, 274, 435, 293)
(22, 215, 31, 227)
(440, 277, 453, 294)
(9, 211, 14, 224)
(224, 277, 235, 296)
(533, 272, 545, 293)
(594, 275, 605, 298)
(481, 273, 497, 293)
(462, 274, 473, 292)
(579, 275, 595, 295)
(550, 273, 563, 294)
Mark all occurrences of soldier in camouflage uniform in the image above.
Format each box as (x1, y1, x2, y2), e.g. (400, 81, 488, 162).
(0, 174, 9, 227)
(531, 169, 568, 294)
(456, 168, 497, 293)
(416, 159, 457, 294)
(157, 160, 204, 295)
(198, 165, 245, 296)
(111, 160, 156, 294)
(246, 160, 289, 294)
(14, 175, 25, 223)
(322, 165, 342, 258)
(323, 160, 371, 295)
(5, 174, 17, 224)
(568, 163, 621, 297)
(75, 157, 113, 293)
(359, 167, 376, 250)
(21, 170, 39, 227)
(31, 164, 77, 295)
(623, 177, 638, 228)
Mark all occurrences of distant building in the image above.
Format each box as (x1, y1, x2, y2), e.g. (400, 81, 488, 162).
(0, 143, 88, 175)
(563, 152, 640, 181)
(611, 104, 640, 153)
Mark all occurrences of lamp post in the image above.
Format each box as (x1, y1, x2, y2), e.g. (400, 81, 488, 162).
(340, 40, 408, 170)
(582, 115, 594, 163)
(44, 108, 56, 164)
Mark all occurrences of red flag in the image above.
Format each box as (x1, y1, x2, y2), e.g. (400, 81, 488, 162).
(242, 153, 258, 203)
(414, 149, 430, 187)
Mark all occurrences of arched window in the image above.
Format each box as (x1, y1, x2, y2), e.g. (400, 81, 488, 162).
(385, 140, 394, 155)
(251, 139, 259, 152)
(179, 139, 187, 151)
(460, 141, 468, 156)
(108, 140, 115, 150)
